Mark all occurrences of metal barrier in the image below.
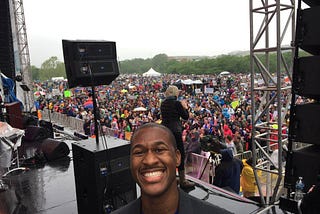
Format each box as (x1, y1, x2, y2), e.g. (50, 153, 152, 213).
(41, 110, 124, 138)
(234, 143, 280, 161)
(41, 110, 86, 133)
(234, 150, 252, 161)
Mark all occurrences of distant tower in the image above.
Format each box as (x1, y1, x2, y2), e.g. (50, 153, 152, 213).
(9, 0, 34, 111)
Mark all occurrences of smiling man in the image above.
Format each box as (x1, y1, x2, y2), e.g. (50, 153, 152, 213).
(112, 123, 232, 214)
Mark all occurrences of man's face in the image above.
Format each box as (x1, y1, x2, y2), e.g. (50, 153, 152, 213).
(130, 127, 181, 197)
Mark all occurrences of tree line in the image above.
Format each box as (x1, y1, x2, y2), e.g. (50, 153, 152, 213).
(31, 52, 299, 81)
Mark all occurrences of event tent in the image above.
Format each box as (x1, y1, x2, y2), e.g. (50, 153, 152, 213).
(142, 68, 161, 77)
(219, 71, 231, 76)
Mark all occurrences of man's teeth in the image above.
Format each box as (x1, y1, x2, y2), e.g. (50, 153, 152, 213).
(144, 171, 163, 177)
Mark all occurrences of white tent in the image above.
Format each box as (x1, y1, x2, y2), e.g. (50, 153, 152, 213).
(219, 71, 231, 76)
(142, 68, 161, 77)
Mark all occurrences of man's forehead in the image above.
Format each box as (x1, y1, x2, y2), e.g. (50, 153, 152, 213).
(131, 127, 172, 145)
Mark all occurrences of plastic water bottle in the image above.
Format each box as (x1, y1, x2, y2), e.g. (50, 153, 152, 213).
(294, 176, 305, 201)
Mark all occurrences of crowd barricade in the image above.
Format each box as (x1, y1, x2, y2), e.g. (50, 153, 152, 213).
(234, 150, 252, 161)
(41, 110, 133, 140)
(41, 110, 85, 134)
(101, 127, 119, 137)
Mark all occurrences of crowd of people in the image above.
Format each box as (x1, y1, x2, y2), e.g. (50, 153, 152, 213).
(33, 72, 291, 196)
(35, 73, 289, 154)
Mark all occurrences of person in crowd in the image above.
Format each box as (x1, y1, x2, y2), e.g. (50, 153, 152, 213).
(240, 158, 259, 198)
(160, 85, 195, 189)
(112, 123, 232, 214)
(225, 135, 237, 156)
(213, 149, 243, 194)
(223, 124, 233, 139)
(234, 136, 244, 154)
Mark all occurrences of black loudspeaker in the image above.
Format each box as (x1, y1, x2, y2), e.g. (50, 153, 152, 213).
(62, 40, 119, 88)
(23, 125, 48, 142)
(297, 6, 320, 55)
(23, 114, 39, 127)
(303, 0, 320, 7)
(72, 136, 137, 214)
(0, 0, 15, 80)
(293, 56, 320, 99)
(41, 138, 70, 161)
(285, 145, 320, 191)
(39, 120, 54, 139)
(291, 103, 320, 145)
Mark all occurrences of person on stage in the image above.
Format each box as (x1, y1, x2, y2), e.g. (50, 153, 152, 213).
(160, 85, 194, 189)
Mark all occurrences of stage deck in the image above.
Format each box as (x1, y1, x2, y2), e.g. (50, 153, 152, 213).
(0, 137, 265, 214)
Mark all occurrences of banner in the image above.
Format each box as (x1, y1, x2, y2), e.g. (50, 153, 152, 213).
(204, 87, 214, 94)
(64, 90, 72, 98)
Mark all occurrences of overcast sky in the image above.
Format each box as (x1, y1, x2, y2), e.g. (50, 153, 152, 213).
(23, 0, 294, 67)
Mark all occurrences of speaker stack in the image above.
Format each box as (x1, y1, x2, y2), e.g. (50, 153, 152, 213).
(285, 0, 320, 195)
(0, 0, 15, 80)
(62, 40, 119, 88)
(72, 136, 137, 214)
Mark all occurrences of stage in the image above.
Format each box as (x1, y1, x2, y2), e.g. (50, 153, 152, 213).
(0, 137, 266, 214)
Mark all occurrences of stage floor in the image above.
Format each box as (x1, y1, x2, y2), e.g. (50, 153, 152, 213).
(0, 139, 77, 214)
(0, 137, 264, 214)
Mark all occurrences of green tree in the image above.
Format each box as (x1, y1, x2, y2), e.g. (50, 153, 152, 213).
(31, 65, 40, 81)
(39, 56, 66, 81)
(152, 54, 169, 73)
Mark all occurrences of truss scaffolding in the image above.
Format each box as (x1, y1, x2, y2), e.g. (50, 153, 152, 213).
(9, 0, 33, 111)
(249, 0, 295, 210)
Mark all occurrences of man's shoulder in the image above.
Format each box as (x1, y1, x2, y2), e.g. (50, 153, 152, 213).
(179, 189, 233, 214)
(110, 198, 140, 214)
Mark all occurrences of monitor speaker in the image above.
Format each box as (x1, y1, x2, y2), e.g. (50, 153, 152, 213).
(41, 138, 70, 161)
(292, 56, 320, 99)
(297, 6, 320, 55)
(291, 103, 320, 145)
(72, 136, 137, 214)
(23, 125, 48, 143)
(39, 120, 54, 139)
(62, 40, 119, 88)
(285, 145, 320, 191)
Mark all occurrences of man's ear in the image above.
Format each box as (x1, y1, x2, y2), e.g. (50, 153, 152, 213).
(176, 149, 181, 167)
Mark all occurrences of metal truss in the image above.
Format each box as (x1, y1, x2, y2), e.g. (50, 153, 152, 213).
(9, 0, 33, 111)
(249, 0, 295, 209)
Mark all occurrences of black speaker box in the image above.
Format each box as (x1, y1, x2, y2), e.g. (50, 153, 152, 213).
(291, 103, 320, 145)
(297, 6, 320, 55)
(285, 145, 320, 191)
(0, 0, 15, 80)
(39, 120, 54, 139)
(62, 40, 119, 88)
(23, 125, 48, 142)
(41, 138, 70, 161)
(23, 114, 39, 127)
(302, 0, 320, 7)
(72, 136, 137, 214)
(293, 56, 320, 99)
